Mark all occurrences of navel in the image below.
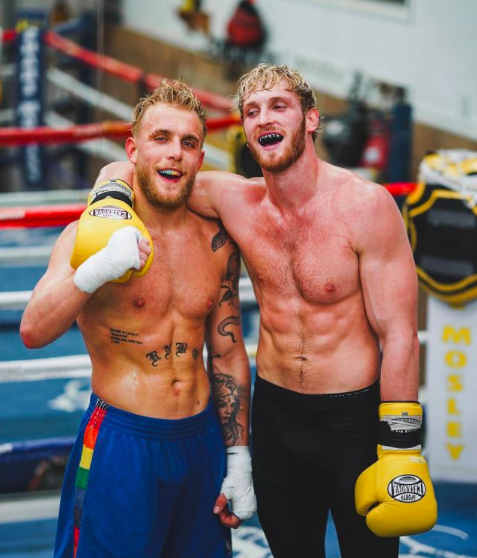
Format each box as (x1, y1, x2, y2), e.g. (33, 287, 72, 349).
(134, 297, 146, 308)
(172, 379, 182, 396)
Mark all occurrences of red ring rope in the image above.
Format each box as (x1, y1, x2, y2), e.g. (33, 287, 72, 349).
(0, 184, 417, 229)
(0, 117, 240, 147)
(0, 204, 86, 228)
(2, 29, 234, 113)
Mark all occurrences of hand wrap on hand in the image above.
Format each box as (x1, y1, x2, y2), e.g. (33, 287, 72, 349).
(220, 446, 257, 521)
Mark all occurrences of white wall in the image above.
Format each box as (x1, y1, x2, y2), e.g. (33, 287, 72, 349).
(122, 0, 477, 141)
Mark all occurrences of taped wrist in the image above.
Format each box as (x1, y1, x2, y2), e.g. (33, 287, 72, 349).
(88, 179, 133, 207)
(378, 401, 422, 449)
(226, 446, 252, 475)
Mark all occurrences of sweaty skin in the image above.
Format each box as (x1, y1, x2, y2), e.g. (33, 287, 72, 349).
(20, 104, 251, 424)
(96, 84, 419, 402)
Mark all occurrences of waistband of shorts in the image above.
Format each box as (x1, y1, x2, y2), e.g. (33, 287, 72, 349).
(254, 374, 380, 411)
(86, 393, 217, 440)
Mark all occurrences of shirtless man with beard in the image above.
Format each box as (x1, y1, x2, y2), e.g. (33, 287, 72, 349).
(20, 80, 255, 558)
(94, 64, 437, 558)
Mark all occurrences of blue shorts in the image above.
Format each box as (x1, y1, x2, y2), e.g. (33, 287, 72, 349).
(54, 394, 232, 558)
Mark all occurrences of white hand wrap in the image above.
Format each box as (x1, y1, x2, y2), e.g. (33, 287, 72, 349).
(220, 446, 257, 521)
(74, 226, 142, 294)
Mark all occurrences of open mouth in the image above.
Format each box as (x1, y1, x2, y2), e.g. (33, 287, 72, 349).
(157, 169, 183, 180)
(258, 133, 284, 147)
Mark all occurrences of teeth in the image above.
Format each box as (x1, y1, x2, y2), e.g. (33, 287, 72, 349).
(159, 170, 181, 177)
(259, 133, 283, 146)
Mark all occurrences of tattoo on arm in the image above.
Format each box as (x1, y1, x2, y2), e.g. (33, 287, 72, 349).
(211, 222, 228, 252)
(212, 373, 245, 446)
(218, 316, 241, 343)
(219, 251, 240, 309)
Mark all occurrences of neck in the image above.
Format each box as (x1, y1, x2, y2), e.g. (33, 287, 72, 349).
(263, 144, 320, 211)
(133, 182, 190, 231)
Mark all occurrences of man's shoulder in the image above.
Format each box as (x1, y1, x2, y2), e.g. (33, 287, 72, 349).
(330, 165, 394, 209)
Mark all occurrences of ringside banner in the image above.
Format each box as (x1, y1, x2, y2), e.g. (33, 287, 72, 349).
(15, 11, 46, 190)
(426, 296, 477, 482)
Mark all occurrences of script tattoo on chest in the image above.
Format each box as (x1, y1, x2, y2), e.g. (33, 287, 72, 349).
(145, 342, 200, 366)
(211, 222, 228, 252)
(110, 329, 143, 345)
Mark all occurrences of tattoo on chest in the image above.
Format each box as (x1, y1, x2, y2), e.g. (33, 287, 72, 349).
(146, 350, 161, 366)
(218, 316, 241, 343)
(211, 222, 228, 252)
(110, 329, 143, 345)
(219, 251, 240, 309)
(145, 342, 200, 366)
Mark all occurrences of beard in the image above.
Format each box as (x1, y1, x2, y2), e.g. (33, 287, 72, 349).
(248, 116, 307, 173)
(136, 164, 195, 210)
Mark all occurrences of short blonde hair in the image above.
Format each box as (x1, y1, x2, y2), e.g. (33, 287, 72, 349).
(236, 64, 319, 141)
(131, 79, 207, 141)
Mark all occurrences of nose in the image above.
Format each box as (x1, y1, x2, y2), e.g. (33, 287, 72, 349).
(258, 106, 274, 128)
(166, 138, 183, 161)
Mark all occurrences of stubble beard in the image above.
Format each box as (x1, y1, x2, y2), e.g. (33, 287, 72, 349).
(136, 164, 195, 210)
(248, 116, 307, 173)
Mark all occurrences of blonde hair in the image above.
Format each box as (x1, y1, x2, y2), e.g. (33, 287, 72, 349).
(131, 79, 207, 141)
(236, 64, 319, 141)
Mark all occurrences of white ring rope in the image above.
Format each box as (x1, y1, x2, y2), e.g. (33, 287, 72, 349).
(0, 189, 88, 208)
(0, 345, 259, 383)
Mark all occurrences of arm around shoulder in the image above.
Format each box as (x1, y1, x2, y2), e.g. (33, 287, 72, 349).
(189, 171, 253, 220)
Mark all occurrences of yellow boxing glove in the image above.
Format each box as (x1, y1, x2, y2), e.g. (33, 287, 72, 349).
(355, 402, 437, 537)
(70, 179, 153, 290)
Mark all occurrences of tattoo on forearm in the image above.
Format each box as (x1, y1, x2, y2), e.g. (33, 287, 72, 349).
(212, 373, 245, 446)
(219, 251, 240, 309)
(218, 316, 241, 343)
(110, 329, 143, 345)
(211, 222, 228, 252)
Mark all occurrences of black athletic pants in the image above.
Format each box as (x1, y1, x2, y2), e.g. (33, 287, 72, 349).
(251, 374, 399, 558)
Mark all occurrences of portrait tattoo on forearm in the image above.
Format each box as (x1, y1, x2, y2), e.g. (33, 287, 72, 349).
(218, 316, 241, 343)
(212, 373, 245, 446)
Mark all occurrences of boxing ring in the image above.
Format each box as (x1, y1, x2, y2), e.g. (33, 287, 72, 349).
(1, 18, 476, 558)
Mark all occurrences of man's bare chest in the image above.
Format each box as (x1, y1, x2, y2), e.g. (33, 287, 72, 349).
(237, 214, 359, 303)
(90, 241, 227, 321)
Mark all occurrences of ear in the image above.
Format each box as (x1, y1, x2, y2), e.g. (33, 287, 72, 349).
(306, 108, 320, 135)
(125, 136, 137, 164)
(197, 149, 205, 171)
